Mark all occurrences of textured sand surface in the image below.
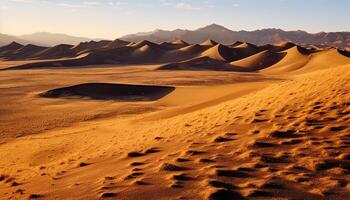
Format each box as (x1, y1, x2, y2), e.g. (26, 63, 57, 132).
(0, 41, 349, 199)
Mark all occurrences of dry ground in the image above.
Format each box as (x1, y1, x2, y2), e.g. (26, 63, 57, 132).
(0, 60, 349, 200)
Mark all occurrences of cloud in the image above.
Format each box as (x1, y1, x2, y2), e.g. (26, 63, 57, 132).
(57, 3, 88, 8)
(175, 2, 201, 10)
(83, 1, 100, 6)
(57, 1, 104, 9)
(10, 0, 34, 2)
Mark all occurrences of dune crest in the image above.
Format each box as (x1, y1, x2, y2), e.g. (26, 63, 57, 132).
(200, 39, 218, 46)
(230, 50, 286, 71)
(200, 44, 236, 62)
(229, 41, 244, 47)
(294, 48, 350, 73)
(262, 46, 311, 73)
(171, 39, 189, 46)
(131, 40, 159, 49)
(105, 39, 130, 48)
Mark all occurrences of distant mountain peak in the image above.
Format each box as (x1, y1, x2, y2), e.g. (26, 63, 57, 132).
(197, 23, 232, 32)
(205, 23, 227, 29)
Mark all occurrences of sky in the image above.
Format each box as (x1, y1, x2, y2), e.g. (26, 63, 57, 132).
(0, 0, 350, 39)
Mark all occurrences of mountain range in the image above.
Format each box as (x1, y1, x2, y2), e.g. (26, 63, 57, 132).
(1, 24, 350, 48)
(0, 32, 96, 47)
(121, 24, 350, 48)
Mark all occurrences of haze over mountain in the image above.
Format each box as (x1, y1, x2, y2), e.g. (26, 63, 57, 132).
(0, 32, 97, 47)
(20, 32, 97, 46)
(121, 24, 350, 48)
(0, 33, 34, 47)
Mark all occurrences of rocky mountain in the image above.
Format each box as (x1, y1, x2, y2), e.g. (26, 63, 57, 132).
(121, 24, 350, 48)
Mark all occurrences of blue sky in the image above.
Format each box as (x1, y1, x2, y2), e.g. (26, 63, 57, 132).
(1, 0, 349, 39)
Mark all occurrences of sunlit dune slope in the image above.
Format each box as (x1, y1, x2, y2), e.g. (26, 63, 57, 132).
(0, 63, 349, 199)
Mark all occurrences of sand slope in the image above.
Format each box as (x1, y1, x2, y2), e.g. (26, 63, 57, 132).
(294, 49, 350, 73)
(262, 46, 311, 73)
(230, 50, 287, 71)
(71, 40, 112, 53)
(200, 39, 218, 46)
(0, 42, 25, 59)
(229, 41, 244, 47)
(171, 39, 189, 46)
(1, 44, 47, 60)
(34, 44, 76, 59)
(0, 63, 349, 199)
(260, 41, 296, 52)
(0, 42, 23, 52)
(158, 56, 233, 71)
(104, 39, 130, 49)
(200, 44, 237, 62)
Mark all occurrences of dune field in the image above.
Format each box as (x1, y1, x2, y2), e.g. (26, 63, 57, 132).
(0, 39, 349, 200)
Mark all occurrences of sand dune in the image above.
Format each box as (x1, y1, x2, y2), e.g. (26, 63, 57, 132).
(158, 45, 208, 63)
(229, 41, 244, 47)
(339, 49, 350, 58)
(158, 56, 233, 71)
(259, 41, 296, 52)
(104, 39, 130, 49)
(171, 39, 189, 46)
(234, 42, 258, 49)
(71, 40, 112, 52)
(294, 48, 350, 73)
(0, 41, 24, 52)
(131, 44, 166, 62)
(200, 44, 237, 62)
(40, 83, 175, 101)
(1, 44, 47, 60)
(262, 46, 311, 73)
(1, 40, 349, 74)
(232, 42, 262, 59)
(200, 39, 218, 46)
(34, 44, 76, 59)
(230, 50, 287, 71)
(159, 42, 180, 49)
(0, 42, 25, 58)
(130, 40, 160, 49)
(159, 41, 189, 50)
(179, 44, 206, 53)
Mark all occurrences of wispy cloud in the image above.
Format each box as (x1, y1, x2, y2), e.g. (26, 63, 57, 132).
(10, 0, 34, 2)
(57, 3, 88, 9)
(175, 3, 201, 10)
(83, 1, 100, 6)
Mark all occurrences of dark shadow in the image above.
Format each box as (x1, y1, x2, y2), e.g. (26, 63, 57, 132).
(39, 83, 175, 101)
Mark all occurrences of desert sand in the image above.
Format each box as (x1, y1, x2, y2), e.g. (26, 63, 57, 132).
(0, 39, 349, 200)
